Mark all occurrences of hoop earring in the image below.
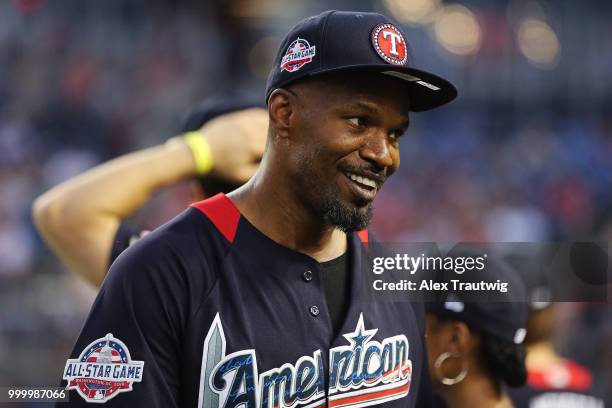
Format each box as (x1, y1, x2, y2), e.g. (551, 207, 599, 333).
(434, 351, 468, 386)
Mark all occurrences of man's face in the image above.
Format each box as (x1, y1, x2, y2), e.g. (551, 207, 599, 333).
(283, 72, 410, 231)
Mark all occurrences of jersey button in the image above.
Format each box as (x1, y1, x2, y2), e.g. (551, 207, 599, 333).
(303, 270, 313, 282)
(309, 305, 320, 317)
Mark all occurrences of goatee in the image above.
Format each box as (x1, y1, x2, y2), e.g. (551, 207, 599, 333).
(321, 198, 373, 232)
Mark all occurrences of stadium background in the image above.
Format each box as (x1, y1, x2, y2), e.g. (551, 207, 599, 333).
(0, 0, 610, 404)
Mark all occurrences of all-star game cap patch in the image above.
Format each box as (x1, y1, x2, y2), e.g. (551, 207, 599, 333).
(371, 23, 408, 66)
(280, 38, 317, 73)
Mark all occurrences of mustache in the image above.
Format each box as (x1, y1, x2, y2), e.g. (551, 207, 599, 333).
(343, 164, 388, 184)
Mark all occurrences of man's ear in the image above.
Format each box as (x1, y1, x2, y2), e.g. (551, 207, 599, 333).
(267, 89, 294, 139)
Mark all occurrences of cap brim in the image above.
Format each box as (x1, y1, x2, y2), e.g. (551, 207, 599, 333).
(380, 67, 457, 112)
(299, 65, 457, 112)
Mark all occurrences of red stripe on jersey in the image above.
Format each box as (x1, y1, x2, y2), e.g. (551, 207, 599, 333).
(527, 360, 593, 391)
(357, 229, 369, 243)
(191, 193, 240, 243)
(329, 382, 410, 407)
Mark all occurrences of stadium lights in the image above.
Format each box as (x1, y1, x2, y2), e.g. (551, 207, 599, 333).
(433, 4, 482, 56)
(382, 0, 441, 26)
(516, 18, 561, 69)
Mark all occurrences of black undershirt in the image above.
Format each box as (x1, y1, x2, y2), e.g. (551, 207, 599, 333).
(320, 252, 350, 336)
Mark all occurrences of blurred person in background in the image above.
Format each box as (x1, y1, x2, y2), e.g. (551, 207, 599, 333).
(508, 302, 605, 408)
(504, 252, 605, 408)
(426, 249, 529, 408)
(33, 96, 267, 286)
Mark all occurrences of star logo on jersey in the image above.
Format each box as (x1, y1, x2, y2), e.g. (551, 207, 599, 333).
(63, 333, 144, 403)
(371, 23, 408, 66)
(280, 38, 316, 72)
(343, 314, 377, 348)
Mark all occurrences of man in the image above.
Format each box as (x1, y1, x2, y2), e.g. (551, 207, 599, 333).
(33, 96, 267, 286)
(58, 11, 457, 407)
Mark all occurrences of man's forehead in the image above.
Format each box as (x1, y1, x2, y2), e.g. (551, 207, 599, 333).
(342, 99, 409, 117)
(332, 92, 411, 126)
(307, 73, 411, 112)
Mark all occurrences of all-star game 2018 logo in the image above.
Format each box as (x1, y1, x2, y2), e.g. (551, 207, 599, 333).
(63, 333, 144, 403)
(280, 38, 316, 72)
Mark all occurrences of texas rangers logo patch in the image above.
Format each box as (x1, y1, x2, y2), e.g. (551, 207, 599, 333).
(280, 38, 316, 72)
(371, 23, 408, 66)
(63, 333, 144, 403)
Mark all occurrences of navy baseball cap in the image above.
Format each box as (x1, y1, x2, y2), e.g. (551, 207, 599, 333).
(266, 10, 457, 112)
(503, 249, 554, 311)
(426, 246, 528, 345)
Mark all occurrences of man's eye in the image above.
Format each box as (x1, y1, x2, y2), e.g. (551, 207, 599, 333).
(389, 128, 406, 141)
(348, 117, 366, 127)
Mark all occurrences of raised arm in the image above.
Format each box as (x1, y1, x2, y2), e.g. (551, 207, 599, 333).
(33, 107, 267, 286)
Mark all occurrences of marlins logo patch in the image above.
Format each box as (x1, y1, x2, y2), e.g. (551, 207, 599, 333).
(280, 38, 316, 72)
(64, 333, 144, 403)
(371, 23, 408, 66)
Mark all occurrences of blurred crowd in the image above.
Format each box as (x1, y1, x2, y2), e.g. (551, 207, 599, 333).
(379, 109, 612, 242)
(0, 0, 609, 404)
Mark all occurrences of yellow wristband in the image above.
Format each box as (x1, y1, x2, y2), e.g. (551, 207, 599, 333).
(183, 131, 213, 176)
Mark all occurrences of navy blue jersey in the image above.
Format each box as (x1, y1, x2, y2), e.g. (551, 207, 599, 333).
(58, 194, 432, 407)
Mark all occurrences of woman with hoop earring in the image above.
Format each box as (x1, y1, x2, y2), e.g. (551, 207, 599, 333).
(424, 247, 529, 407)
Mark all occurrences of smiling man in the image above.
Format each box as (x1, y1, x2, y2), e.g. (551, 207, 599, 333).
(58, 11, 456, 408)
(265, 72, 409, 233)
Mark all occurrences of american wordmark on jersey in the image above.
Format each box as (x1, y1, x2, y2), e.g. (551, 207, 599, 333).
(198, 313, 413, 408)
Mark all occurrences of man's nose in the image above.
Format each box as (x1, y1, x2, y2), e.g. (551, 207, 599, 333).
(359, 130, 394, 170)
